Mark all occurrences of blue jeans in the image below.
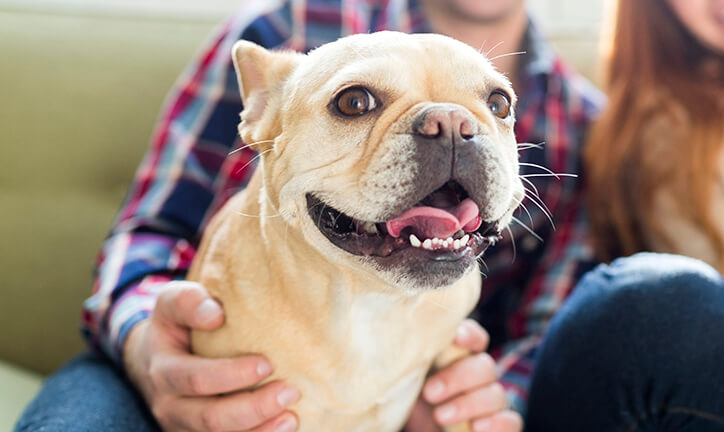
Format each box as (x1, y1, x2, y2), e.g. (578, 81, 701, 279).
(14, 352, 159, 432)
(15, 253, 724, 431)
(525, 253, 724, 431)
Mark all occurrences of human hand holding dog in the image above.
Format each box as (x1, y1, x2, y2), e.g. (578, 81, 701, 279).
(405, 320, 523, 432)
(123, 281, 300, 432)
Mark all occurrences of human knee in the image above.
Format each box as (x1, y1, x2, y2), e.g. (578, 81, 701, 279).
(548, 253, 723, 345)
(529, 254, 724, 432)
(573, 253, 719, 313)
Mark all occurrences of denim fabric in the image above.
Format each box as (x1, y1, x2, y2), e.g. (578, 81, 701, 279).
(14, 351, 159, 432)
(526, 253, 724, 431)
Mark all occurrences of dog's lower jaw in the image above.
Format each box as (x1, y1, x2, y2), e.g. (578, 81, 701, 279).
(189, 172, 482, 432)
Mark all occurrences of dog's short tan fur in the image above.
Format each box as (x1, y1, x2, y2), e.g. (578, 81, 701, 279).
(188, 32, 522, 431)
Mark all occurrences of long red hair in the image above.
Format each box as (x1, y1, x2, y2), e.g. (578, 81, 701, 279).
(585, 0, 724, 269)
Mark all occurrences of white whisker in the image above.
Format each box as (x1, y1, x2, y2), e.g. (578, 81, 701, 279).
(519, 162, 572, 180)
(505, 225, 517, 263)
(235, 148, 273, 174)
(518, 200, 535, 227)
(477, 39, 488, 54)
(524, 191, 556, 230)
(517, 142, 545, 150)
(523, 186, 553, 217)
(235, 211, 282, 219)
(229, 139, 275, 156)
(523, 187, 540, 202)
(484, 40, 505, 57)
(520, 173, 578, 179)
(520, 176, 541, 198)
(512, 216, 543, 242)
(477, 255, 490, 275)
(489, 51, 526, 61)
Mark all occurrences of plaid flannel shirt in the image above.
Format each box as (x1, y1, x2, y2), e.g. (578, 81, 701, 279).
(83, 0, 604, 415)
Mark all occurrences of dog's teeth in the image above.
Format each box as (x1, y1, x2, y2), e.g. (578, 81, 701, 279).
(422, 239, 433, 250)
(360, 221, 378, 234)
(409, 234, 421, 248)
(461, 234, 470, 245)
(453, 230, 465, 239)
(453, 239, 461, 250)
(432, 238, 441, 245)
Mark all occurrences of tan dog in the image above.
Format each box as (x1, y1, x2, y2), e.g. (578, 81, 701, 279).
(188, 31, 523, 431)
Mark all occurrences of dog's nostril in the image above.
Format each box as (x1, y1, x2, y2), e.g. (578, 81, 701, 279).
(414, 115, 444, 138)
(460, 119, 474, 140)
(426, 121, 443, 138)
(413, 108, 476, 141)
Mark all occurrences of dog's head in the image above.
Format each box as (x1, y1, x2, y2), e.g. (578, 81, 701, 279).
(233, 31, 523, 291)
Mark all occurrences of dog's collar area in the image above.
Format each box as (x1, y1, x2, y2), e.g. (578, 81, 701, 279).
(305, 183, 501, 259)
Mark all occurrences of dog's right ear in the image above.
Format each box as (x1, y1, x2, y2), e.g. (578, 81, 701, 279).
(231, 40, 302, 143)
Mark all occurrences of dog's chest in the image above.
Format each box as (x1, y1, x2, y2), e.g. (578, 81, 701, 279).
(343, 293, 404, 363)
(295, 365, 427, 432)
(288, 289, 473, 431)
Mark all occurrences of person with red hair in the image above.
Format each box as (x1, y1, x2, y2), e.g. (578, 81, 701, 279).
(525, 1, 724, 430)
(585, 0, 724, 270)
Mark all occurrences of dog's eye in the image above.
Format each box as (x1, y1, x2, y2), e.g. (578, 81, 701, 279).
(335, 87, 377, 117)
(487, 91, 511, 119)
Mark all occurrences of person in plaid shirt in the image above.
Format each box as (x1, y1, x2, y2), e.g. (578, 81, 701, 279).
(16, 1, 724, 432)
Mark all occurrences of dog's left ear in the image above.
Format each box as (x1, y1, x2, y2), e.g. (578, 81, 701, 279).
(231, 40, 302, 143)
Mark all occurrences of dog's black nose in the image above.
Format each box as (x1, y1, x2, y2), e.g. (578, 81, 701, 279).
(412, 105, 477, 142)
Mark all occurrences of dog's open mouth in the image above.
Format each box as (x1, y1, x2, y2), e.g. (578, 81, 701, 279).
(306, 181, 501, 261)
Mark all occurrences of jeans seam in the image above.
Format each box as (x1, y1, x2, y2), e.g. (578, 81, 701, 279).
(625, 404, 724, 431)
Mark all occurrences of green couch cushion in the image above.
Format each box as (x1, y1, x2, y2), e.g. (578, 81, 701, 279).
(0, 359, 43, 431)
(0, 9, 217, 374)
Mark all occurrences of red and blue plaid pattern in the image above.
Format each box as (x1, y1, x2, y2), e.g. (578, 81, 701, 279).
(83, 0, 603, 415)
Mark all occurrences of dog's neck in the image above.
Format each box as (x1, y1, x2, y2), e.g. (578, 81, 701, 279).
(229, 169, 477, 341)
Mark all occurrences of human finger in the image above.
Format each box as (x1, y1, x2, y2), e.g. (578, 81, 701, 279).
(471, 410, 523, 432)
(154, 281, 224, 330)
(154, 352, 273, 396)
(247, 412, 299, 432)
(432, 382, 507, 425)
(423, 353, 497, 404)
(453, 319, 490, 353)
(163, 381, 300, 431)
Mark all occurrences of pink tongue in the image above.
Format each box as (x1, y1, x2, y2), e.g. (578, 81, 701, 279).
(386, 198, 482, 239)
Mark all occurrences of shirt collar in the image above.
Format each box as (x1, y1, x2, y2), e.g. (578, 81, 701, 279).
(518, 19, 556, 79)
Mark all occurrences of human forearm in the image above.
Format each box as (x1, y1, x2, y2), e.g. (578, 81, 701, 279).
(83, 231, 197, 362)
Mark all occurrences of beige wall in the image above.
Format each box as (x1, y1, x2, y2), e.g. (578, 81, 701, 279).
(529, 0, 606, 83)
(0, 0, 606, 82)
(0, 0, 606, 75)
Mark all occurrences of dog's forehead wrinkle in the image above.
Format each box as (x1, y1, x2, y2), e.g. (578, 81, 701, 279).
(295, 34, 504, 100)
